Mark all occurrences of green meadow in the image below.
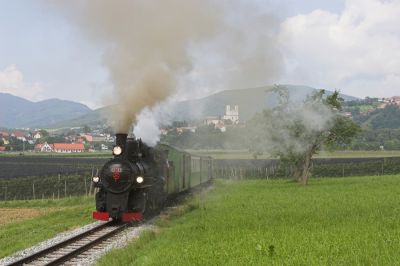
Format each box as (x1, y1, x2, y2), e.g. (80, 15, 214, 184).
(98, 175, 400, 265)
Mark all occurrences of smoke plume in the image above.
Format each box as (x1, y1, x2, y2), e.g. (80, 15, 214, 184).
(49, 1, 284, 144)
(50, 0, 222, 133)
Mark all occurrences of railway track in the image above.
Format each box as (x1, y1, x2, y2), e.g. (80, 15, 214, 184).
(6, 221, 127, 266)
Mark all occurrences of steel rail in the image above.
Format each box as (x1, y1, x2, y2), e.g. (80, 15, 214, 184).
(7, 220, 125, 266)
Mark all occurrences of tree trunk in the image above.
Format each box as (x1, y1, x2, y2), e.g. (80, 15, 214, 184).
(300, 145, 317, 185)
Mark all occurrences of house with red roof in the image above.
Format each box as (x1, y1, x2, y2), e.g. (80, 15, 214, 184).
(34, 142, 85, 153)
(0, 131, 9, 138)
(35, 142, 54, 152)
(11, 131, 27, 141)
(53, 143, 85, 153)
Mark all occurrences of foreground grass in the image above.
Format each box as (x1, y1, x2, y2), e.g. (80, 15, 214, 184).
(0, 196, 94, 258)
(98, 175, 400, 265)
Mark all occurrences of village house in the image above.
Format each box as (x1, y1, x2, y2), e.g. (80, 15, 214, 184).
(379, 96, 400, 109)
(35, 142, 54, 152)
(215, 120, 226, 132)
(53, 143, 85, 153)
(389, 96, 400, 106)
(80, 134, 108, 142)
(33, 132, 42, 139)
(101, 144, 109, 150)
(204, 116, 221, 126)
(0, 131, 9, 138)
(203, 104, 240, 132)
(35, 142, 85, 153)
(11, 131, 27, 142)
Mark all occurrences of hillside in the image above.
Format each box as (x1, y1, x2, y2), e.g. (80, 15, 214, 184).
(0, 93, 91, 128)
(53, 85, 358, 128)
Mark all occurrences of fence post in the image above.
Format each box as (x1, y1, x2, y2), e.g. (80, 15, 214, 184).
(64, 179, 67, 198)
(89, 179, 93, 197)
(32, 182, 36, 200)
(4, 184, 7, 201)
(84, 176, 88, 196)
(58, 174, 61, 199)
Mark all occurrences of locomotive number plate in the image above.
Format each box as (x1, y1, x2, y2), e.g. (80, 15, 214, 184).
(111, 166, 122, 182)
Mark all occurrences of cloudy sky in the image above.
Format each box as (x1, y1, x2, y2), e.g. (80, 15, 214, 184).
(0, 0, 399, 109)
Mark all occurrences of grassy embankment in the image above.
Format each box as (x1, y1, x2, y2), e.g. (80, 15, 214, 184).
(187, 149, 400, 159)
(0, 196, 94, 258)
(98, 175, 400, 265)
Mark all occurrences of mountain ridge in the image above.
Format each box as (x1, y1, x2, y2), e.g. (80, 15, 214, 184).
(49, 85, 360, 129)
(0, 93, 91, 128)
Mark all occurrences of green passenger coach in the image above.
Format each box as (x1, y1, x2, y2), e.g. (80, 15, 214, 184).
(157, 144, 213, 194)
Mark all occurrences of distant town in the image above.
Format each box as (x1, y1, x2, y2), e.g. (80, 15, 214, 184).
(1, 96, 400, 153)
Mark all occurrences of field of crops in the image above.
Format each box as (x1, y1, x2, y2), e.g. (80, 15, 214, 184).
(0, 156, 108, 179)
(98, 175, 400, 265)
(0, 156, 109, 200)
(187, 149, 400, 159)
(214, 157, 400, 179)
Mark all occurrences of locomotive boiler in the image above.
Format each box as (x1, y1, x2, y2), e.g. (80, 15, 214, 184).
(92, 133, 213, 222)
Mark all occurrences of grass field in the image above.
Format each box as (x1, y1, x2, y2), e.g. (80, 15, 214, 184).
(186, 149, 400, 159)
(98, 175, 400, 265)
(0, 196, 94, 258)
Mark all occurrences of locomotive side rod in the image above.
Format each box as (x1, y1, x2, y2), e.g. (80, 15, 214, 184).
(6, 220, 125, 266)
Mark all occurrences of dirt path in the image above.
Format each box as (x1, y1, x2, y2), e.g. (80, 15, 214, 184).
(0, 208, 56, 226)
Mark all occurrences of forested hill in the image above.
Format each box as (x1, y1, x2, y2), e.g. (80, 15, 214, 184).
(344, 100, 400, 129)
(343, 99, 400, 150)
(367, 106, 400, 129)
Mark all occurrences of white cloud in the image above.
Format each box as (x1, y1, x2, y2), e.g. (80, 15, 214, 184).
(0, 65, 44, 100)
(279, 0, 400, 98)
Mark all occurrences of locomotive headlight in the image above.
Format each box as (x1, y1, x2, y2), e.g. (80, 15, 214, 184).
(136, 176, 144, 184)
(112, 146, 122, 156)
(92, 176, 100, 183)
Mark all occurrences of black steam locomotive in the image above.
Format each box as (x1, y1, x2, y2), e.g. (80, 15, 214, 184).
(92, 133, 213, 222)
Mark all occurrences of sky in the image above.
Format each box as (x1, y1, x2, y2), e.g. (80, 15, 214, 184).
(0, 0, 399, 109)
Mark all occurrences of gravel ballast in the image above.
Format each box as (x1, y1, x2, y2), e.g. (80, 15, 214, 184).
(0, 221, 155, 266)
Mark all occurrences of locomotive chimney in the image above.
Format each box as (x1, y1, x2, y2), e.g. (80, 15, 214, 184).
(115, 133, 128, 148)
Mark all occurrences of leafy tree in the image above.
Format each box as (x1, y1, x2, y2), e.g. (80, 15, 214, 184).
(39, 129, 49, 137)
(83, 125, 91, 133)
(248, 87, 360, 185)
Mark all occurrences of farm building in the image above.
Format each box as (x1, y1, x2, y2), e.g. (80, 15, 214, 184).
(35, 142, 85, 153)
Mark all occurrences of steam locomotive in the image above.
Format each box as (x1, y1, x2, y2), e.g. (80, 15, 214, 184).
(92, 133, 213, 222)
